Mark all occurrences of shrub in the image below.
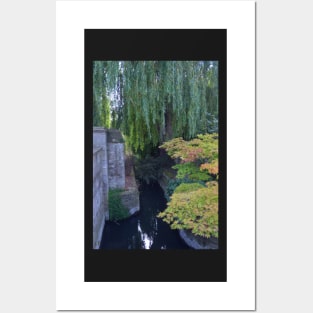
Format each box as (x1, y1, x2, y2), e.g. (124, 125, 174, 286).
(159, 133, 218, 164)
(108, 189, 129, 222)
(200, 159, 219, 178)
(165, 177, 206, 201)
(173, 162, 211, 181)
(159, 134, 219, 239)
(174, 183, 205, 193)
(158, 181, 218, 238)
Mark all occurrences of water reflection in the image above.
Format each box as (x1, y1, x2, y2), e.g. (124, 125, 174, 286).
(100, 182, 190, 250)
(137, 220, 153, 249)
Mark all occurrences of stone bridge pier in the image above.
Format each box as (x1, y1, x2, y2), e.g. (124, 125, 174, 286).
(93, 127, 139, 249)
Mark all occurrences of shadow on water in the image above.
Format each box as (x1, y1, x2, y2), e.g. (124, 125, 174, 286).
(100, 181, 190, 250)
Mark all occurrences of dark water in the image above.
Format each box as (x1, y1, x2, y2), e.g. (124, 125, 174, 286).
(100, 182, 190, 249)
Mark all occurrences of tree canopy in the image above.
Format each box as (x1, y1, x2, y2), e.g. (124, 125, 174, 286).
(93, 61, 111, 128)
(93, 61, 218, 154)
(158, 134, 219, 238)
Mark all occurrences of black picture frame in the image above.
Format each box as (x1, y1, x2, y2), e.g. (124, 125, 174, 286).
(85, 29, 227, 282)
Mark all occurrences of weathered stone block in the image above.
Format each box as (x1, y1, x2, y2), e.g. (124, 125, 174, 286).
(93, 147, 107, 248)
(93, 128, 109, 249)
(107, 142, 125, 189)
(179, 229, 218, 250)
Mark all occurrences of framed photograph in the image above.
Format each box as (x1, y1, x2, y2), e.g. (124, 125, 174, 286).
(57, 1, 255, 310)
(85, 29, 226, 283)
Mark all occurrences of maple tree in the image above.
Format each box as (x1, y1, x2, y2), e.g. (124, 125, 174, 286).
(158, 134, 219, 238)
(158, 181, 218, 238)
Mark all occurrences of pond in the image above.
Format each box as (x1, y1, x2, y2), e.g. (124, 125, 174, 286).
(100, 182, 191, 250)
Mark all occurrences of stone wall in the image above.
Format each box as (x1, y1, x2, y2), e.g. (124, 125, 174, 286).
(122, 156, 140, 215)
(93, 127, 140, 248)
(93, 128, 109, 249)
(122, 167, 140, 216)
(107, 129, 125, 189)
(93, 147, 106, 249)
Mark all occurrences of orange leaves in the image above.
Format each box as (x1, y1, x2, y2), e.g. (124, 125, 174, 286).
(159, 133, 218, 164)
(200, 159, 219, 176)
(159, 134, 219, 238)
(157, 182, 219, 238)
(182, 147, 204, 163)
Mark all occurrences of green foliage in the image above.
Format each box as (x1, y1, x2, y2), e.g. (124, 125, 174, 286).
(134, 154, 172, 184)
(93, 61, 218, 153)
(93, 100, 101, 127)
(207, 113, 218, 133)
(160, 134, 219, 238)
(173, 162, 211, 181)
(108, 189, 129, 222)
(134, 156, 161, 184)
(200, 159, 219, 179)
(100, 96, 111, 128)
(160, 133, 218, 164)
(158, 181, 218, 238)
(207, 64, 219, 133)
(160, 133, 218, 183)
(93, 61, 112, 128)
(174, 182, 205, 193)
(164, 177, 206, 201)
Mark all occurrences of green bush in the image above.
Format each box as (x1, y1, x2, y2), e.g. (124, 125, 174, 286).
(173, 162, 211, 181)
(159, 134, 219, 238)
(108, 189, 129, 222)
(174, 183, 205, 193)
(158, 181, 219, 238)
(165, 178, 206, 201)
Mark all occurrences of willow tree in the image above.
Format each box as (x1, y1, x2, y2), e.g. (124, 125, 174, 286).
(93, 61, 111, 128)
(93, 61, 218, 154)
